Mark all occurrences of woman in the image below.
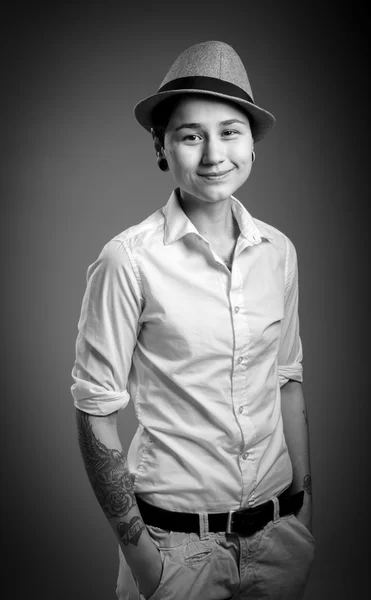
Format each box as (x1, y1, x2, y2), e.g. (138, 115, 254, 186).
(72, 40, 314, 600)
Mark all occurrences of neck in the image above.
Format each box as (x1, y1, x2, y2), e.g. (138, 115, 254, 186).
(177, 190, 237, 242)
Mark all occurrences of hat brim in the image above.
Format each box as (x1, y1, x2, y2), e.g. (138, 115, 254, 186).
(134, 89, 276, 142)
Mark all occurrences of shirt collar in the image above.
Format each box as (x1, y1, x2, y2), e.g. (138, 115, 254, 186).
(163, 189, 273, 246)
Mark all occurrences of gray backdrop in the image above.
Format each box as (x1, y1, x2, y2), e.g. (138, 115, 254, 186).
(4, 1, 369, 598)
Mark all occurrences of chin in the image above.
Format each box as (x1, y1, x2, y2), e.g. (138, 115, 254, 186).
(202, 191, 234, 203)
(197, 183, 241, 203)
(178, 174, 247, 204)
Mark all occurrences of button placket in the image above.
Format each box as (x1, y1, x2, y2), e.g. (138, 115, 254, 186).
(230, 263, 253, 478)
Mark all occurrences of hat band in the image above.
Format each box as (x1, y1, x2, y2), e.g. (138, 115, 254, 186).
(158, 76, 254, 105)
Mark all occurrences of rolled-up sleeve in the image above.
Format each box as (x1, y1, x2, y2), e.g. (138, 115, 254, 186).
(278, 237, 303, 387)
(71, 238, 143, 415)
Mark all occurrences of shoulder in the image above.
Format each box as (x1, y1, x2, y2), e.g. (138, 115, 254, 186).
(86, 207, 165, 279)
(108, 207, 165, 253)
(254, 217, 297, 261)
(253, 217, 299, 285)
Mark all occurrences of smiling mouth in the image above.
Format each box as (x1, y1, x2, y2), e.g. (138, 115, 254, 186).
(198, 168, 234, 181)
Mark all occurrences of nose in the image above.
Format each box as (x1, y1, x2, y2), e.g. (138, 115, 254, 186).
(201, 136, 225, 165)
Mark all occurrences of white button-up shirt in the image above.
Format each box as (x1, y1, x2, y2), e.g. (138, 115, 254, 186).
(71, 189, 303, 512)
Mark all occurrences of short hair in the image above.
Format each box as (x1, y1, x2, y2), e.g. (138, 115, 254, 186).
(151, 96, 183, 147)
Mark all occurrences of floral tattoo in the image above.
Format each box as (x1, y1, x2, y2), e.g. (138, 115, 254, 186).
(76, 411, 137, 519)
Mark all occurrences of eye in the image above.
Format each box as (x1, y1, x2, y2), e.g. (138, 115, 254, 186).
(183, 134, 202, 142)
(222, 130, 239, 137)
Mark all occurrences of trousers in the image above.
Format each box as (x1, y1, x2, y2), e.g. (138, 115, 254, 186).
(116, 500, 315, 600)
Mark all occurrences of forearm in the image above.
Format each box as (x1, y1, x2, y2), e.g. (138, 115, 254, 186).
(75, 409, 159, 581)
(280, 381, 312, 528)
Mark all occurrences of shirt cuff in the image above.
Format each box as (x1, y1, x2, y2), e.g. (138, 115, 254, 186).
(71, 378, 130, 416)
(278, 363, 303, 388)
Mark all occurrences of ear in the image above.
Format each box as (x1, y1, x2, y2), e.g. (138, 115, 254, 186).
(151, 128, 164, 156)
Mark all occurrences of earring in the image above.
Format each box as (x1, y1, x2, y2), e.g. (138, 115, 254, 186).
(157, 156, 169, 172)
(251, 150, 256, 163)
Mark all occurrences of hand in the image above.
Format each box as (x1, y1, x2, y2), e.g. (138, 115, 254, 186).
(135, 546, 163, 600)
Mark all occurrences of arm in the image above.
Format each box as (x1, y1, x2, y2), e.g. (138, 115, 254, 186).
(280, 381, 312, 532)
(277, 238, 312, 531)
(71, 240, 162, 597)
(76, 409, 162, 598)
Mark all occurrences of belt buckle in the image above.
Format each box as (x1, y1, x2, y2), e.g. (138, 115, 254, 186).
(226, 508, 260, 536)
(226, 510, 236, 534)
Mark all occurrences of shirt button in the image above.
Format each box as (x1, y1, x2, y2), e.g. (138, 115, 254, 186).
(238, 406, 244, 414)
(242, 452, 249, 460)
(237, 357, 243, 364)
(234, 306, 240, 314)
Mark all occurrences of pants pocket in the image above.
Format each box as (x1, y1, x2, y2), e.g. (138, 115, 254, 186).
(290, 514, 316, 545)
(146, 525, 191, 550)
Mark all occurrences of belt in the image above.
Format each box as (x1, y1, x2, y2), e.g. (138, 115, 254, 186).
(137, 490, 304, 536)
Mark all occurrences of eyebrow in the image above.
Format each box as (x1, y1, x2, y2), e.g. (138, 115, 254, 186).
(174, 119, 247, 131)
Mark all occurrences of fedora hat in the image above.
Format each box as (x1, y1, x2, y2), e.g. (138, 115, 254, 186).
(134, 41, 275, 142)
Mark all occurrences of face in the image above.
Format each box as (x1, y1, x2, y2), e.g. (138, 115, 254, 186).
(161, 95, 254, 205)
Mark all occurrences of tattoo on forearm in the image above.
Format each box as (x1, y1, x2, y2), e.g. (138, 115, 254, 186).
(117, 517, 145, 546)
(303, 474, 312, 495)
(76, 411, 137, 519)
